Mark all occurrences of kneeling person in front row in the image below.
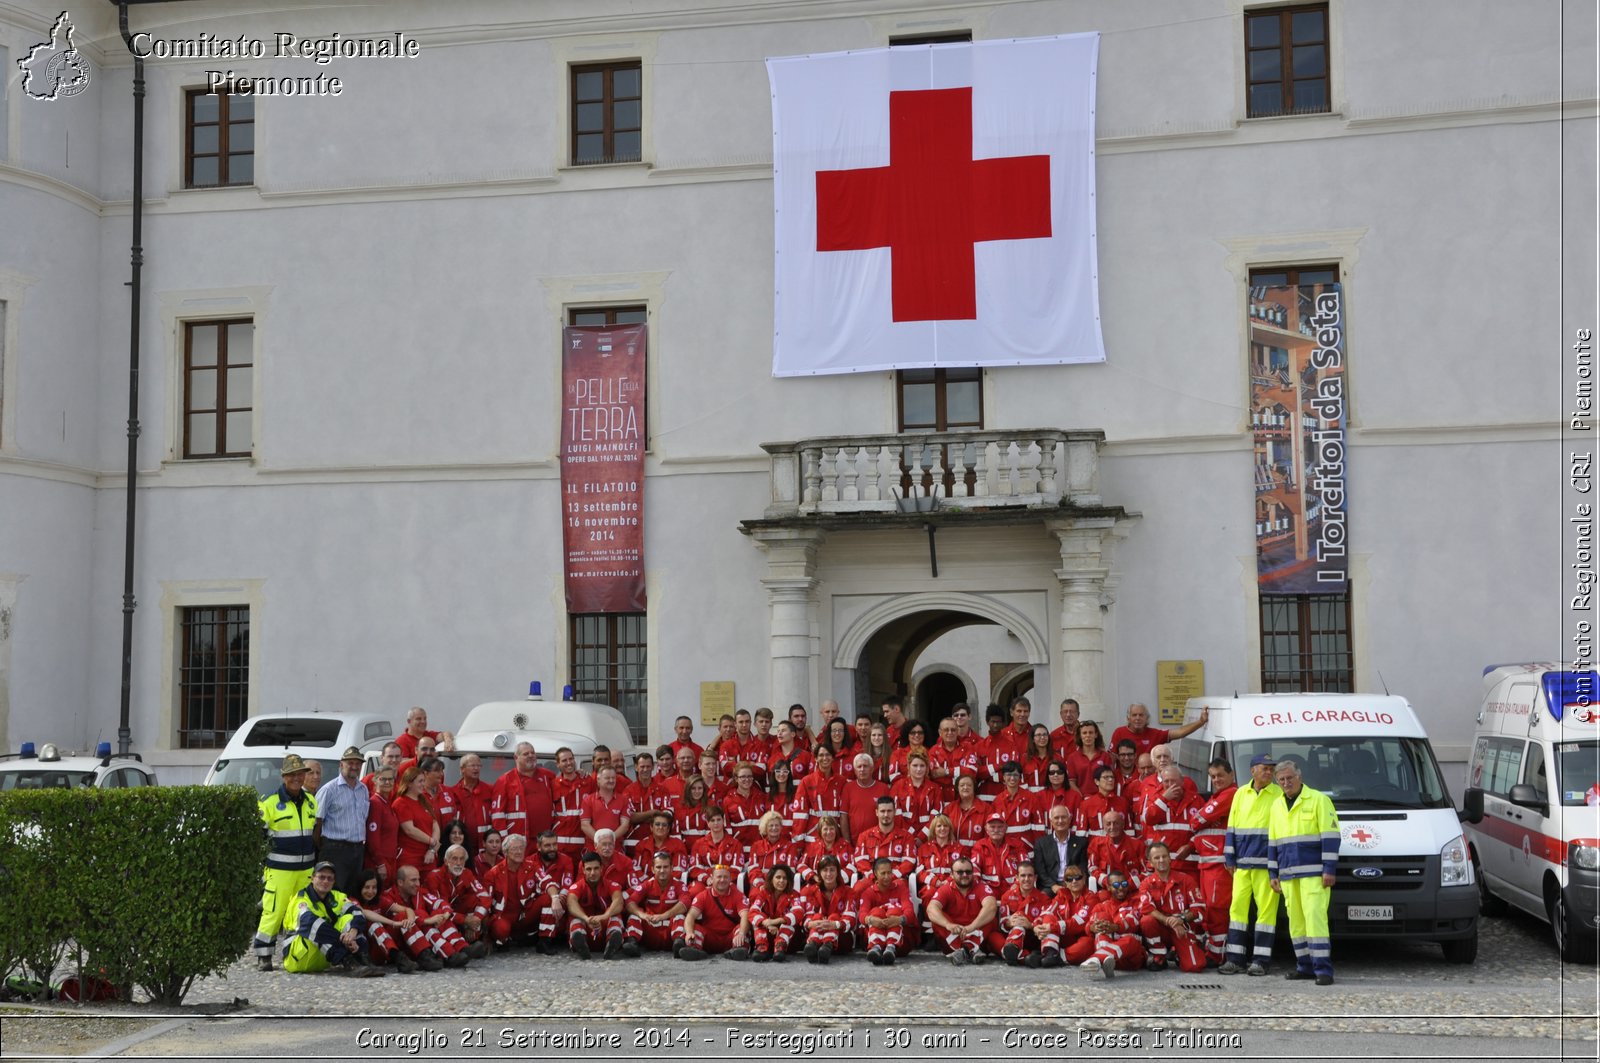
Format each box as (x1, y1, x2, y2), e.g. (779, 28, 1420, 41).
(282, 861, 384, 977)
(567, 851, 627, 959)
(679, 864, 752, 961)
(380, 864, 478, 970)
(925, 856, 998, 966)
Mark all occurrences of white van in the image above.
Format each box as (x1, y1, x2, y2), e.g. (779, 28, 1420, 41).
(1462, 664, 1600, 962)
(204, 711, 395, 798)
(373, 683, 641, 787)
(1173, 692, 1478, 963)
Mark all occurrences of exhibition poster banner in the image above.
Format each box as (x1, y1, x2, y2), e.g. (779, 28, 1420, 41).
(561, 325, 647, 613)
(1250, 282, 1348, 594)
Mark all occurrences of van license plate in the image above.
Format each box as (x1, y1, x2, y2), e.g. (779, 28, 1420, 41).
(1348, 905, 1393, 921)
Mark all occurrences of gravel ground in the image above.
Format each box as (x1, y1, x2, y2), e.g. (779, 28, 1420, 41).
(3, 908, 1595, 1056)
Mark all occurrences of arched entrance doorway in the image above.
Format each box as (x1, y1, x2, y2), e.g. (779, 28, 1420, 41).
(914, 671, 970, 723)
(834, 591, 1051, 727)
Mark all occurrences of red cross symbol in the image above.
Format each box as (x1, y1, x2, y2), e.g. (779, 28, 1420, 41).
(1349, 828, 1374, 844)
(815, 87, 1052, 322)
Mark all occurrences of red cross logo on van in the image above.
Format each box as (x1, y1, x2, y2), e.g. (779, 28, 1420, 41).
(1345, 826, 1379, 849)
(1571, 705, 1599, 724)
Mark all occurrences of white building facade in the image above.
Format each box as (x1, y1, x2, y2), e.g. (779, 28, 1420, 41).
(0, 0, 1592, 782)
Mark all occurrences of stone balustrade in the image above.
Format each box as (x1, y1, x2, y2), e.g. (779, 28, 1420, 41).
(761, 429, 1105, 518)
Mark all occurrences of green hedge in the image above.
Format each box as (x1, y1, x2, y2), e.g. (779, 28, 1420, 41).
(0, 785, 267, 1005)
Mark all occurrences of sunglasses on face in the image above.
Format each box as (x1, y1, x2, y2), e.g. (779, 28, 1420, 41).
(1063, 874, 1086, 882)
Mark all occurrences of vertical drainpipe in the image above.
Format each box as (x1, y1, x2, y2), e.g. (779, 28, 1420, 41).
(115, 2, 144, 756)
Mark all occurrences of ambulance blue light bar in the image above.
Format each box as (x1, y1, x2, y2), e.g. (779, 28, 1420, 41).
(1543, 671, 1598, 722)
(528, 681, 542, 698)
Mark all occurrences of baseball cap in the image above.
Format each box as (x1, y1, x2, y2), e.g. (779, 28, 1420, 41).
(1249, 753, 1276, 767)
(312, 860, 336, 875)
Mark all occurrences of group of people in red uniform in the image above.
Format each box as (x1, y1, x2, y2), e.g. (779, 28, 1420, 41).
(331, 695, 1235, 976)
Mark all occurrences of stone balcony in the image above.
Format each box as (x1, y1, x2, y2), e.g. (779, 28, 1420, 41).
(758, 429, 1106, 520)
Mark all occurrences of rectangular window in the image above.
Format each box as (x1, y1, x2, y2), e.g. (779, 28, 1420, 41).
(1260, 592, 1352, 692)
(1245, 3, 1330, 118)
(179, 605, 250, 749)
(571, 61, 642, 165)
(897, 367, 982, 431)
(183, 319, 253, 458)
(185, 90, 254, 188)
(570, 613, 647, 743)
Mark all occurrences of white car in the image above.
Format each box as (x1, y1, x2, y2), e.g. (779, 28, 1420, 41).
(204, 712, 394, 798)
(0, 742, 159, 790)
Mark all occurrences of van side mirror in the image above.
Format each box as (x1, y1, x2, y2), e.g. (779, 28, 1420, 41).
(1461, 787, 1484, 824)
(1508, 784, 1549, 816)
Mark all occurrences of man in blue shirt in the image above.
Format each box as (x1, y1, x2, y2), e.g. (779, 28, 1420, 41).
(315, 745, 371, 895)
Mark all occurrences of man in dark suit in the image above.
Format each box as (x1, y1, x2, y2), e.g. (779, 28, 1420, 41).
(1032, 804, 1087, 894)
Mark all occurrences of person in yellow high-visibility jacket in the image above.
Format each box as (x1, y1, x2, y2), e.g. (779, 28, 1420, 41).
(1218, 754, 1282, 975)
(254, 755, 319, 971)
(1268, 759, 1340, 986)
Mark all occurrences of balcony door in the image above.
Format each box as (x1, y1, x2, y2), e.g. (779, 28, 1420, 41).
(896, 368, 982, 497)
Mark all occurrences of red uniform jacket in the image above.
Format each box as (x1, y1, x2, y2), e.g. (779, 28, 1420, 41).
(529, 850, 577, 894)
(990, 787, 1046, 845)
(791, 771, 844, 839)
(1076, 793, 1131, 838)
(998, 884, 1055, 929)
(916, 839, 966, 895)
(1086, 833, 1146, 885)
(1188, 785, 1237, 869)
(569, 875, 622, 918)
(889, 778, 943, 835)
(1050, 888, 1105, 933)
(798, 837, 855, 879)
(747, 885, 798, 924)
(1137, 871, 1204, 921)
(688, 832, 744, 885)
(854, 877, 917, 942)
(629, 876, 691, 918)
(633, 835, 691, 881)
(674, 801, 712, 844)
(490, 768, 555, 842)
(971, 835, 1029, 891)
(850, 826, 919, 879)
(1141, 790, 1201, 871)
(767, 744, 814, 783)
(791, 882, 856, 933)
(1076, 893, 1144, 937)
(451, 778, 495, 845)
(364, 792, 399, 881)
(549, 773, 592, 851)
(423, 865, 492, 921)
(927, 742, 984, 801)
(943, 801, 988, 849)
(747, 836, 800, 880)
(721, 788, 771, 848)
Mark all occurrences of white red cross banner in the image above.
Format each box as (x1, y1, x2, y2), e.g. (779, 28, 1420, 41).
(767, 34, 1105, 377)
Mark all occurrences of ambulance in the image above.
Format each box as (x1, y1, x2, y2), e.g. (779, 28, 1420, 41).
(1174, 693, 1478, 963)
(1462, 664, 1600, 962)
